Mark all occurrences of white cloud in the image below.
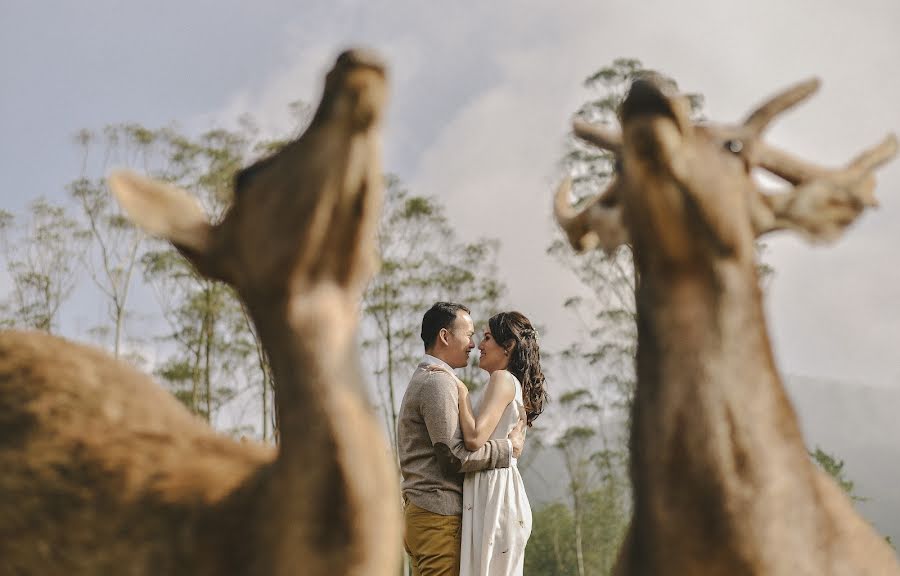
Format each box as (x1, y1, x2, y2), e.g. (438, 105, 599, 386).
(192, 43, 335, 139)
(408, 37, 601, 351)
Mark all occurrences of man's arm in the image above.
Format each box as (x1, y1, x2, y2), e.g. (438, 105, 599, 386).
(457, 371, 516, 451)
(419, 370, 512, 474)
(438, 419, 525, 475)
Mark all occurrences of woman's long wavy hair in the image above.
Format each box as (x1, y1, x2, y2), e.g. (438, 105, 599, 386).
(488, 311, 547, 427)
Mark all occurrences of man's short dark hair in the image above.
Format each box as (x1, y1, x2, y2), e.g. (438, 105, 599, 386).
(421, 302, 470, 351)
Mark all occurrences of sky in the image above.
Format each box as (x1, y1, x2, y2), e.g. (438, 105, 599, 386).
(2, 0, 899, 385)
(2, 0, 900, 538)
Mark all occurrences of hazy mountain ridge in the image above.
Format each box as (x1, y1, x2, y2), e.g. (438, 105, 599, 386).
(786, 375, 900, 544)
(521, 375, 900, 545)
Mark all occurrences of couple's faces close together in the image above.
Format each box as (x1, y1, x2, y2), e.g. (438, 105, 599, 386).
(442, 311, 510, 373)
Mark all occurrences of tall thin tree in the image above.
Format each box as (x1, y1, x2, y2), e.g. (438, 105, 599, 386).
(0, 198, 87, 333)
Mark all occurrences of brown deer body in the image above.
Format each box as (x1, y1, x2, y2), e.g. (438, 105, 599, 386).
(0, 49, 401, 575)
(555, 78, 899, 574)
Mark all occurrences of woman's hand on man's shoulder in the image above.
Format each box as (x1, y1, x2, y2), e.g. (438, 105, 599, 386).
(424, 364, 463, 385)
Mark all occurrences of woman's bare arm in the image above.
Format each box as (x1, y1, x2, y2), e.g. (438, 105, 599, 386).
(458, 370, 516, 451)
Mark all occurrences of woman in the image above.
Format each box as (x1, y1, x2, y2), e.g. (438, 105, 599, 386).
(432, 311, 548, 576)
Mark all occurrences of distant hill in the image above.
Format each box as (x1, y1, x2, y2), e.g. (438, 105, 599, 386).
(521, 375, 900, 547)
(785, 375, 900, 546)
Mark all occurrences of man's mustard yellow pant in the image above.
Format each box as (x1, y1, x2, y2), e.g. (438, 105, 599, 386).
(404, 502, 461, 576)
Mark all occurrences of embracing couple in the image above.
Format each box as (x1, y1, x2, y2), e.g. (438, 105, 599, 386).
(398, 302, 548, 576)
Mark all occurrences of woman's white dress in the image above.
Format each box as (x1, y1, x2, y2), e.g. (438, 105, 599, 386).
(459, 371, 532, 576)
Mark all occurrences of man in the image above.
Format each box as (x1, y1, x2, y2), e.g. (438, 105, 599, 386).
(397, 301, 525, 576)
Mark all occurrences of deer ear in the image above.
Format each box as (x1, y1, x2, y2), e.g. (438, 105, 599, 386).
(108, 170, 212, 254)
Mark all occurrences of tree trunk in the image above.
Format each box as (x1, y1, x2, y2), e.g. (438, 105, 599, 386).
(574, 500, 585, 576)
(203, 287, 213, 423)
(385, 315, 398, 451)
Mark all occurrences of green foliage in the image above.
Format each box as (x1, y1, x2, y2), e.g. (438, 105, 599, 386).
(526, 481, 629, 576)
(135, 124, 268, 430)
(525, 502, 577, 575)
(69, 124, 165, 359)
(0, 198, 88, 332)
(808, 446, 896, 547)
(552, 384, 630, 576)
(144, 253, 250, 423)
(810, 446, 864, 503)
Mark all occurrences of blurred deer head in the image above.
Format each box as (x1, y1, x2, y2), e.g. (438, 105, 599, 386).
(556, 77, 897, 270)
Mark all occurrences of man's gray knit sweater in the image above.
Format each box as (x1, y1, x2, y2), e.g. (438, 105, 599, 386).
(398, 360, 511, 516)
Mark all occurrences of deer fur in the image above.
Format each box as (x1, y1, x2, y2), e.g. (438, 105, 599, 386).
(0, 49, 401, 576)
(556, 77, 899, 575)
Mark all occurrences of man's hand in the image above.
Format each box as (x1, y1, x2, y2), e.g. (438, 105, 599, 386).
(508, 411, 527, 459)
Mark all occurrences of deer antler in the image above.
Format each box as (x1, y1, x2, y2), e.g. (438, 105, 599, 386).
(752, 134, 898, 239)
(743, 78, 820, 135)
(738, 78, 898, 239)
